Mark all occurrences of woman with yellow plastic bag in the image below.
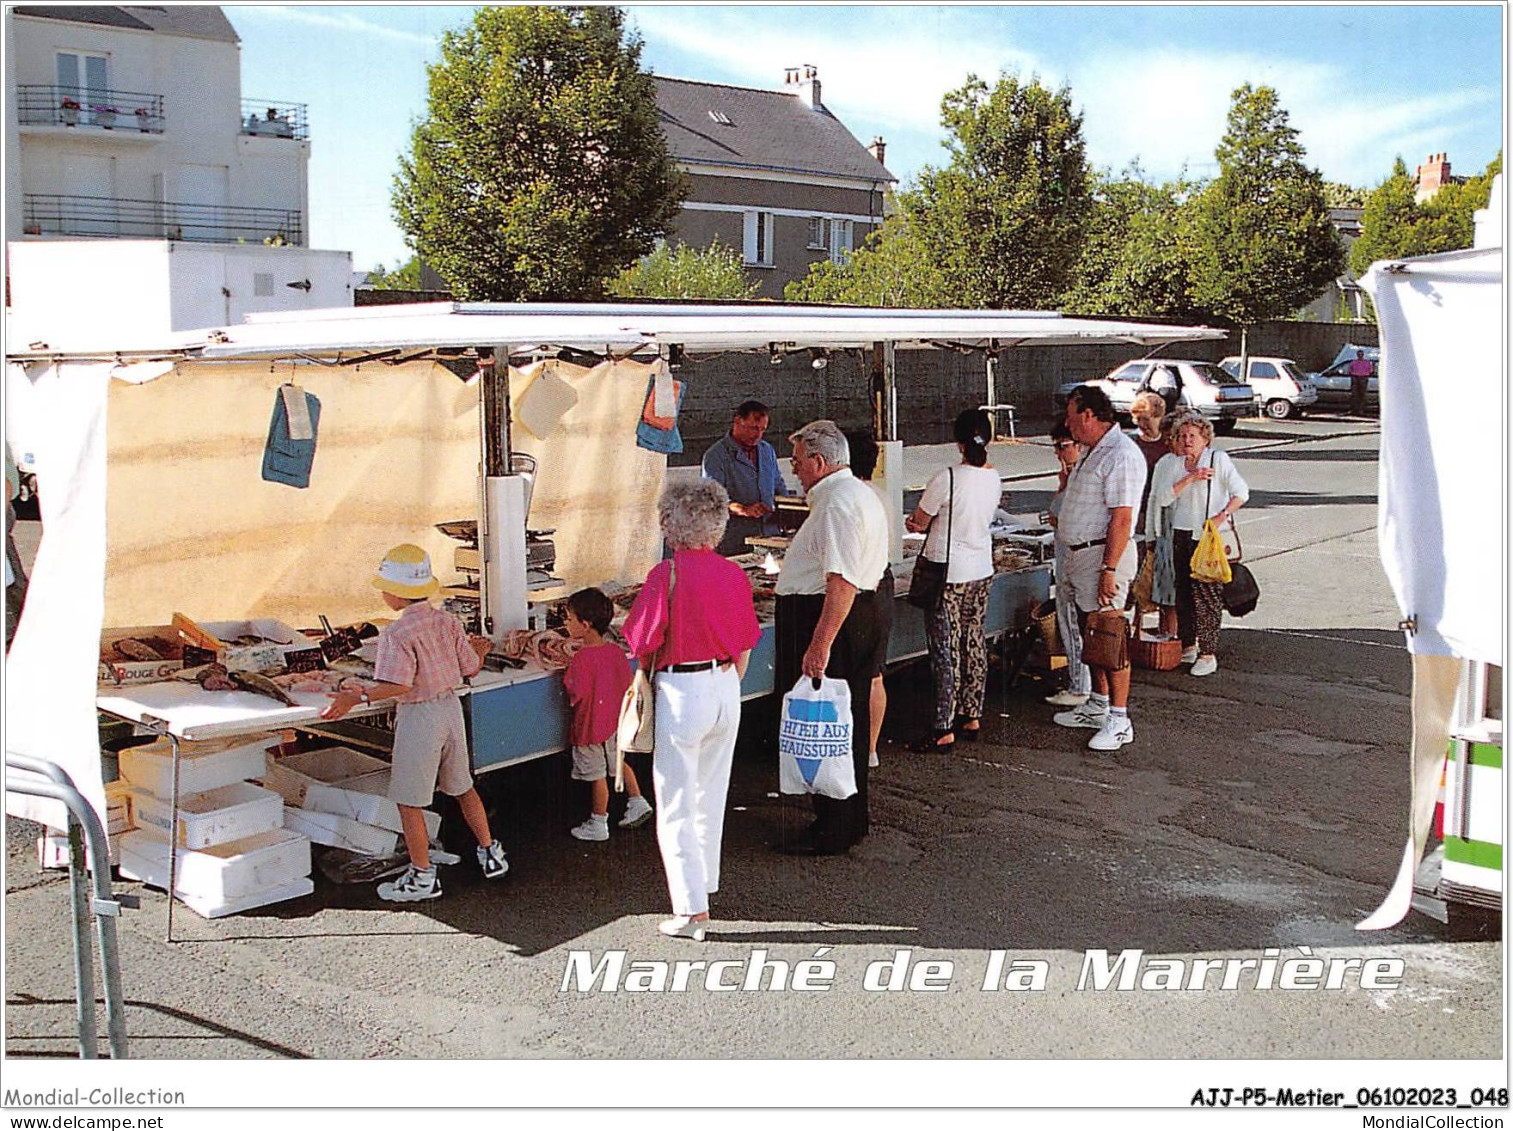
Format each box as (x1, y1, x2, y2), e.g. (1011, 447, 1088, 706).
(1144, 412, 1249, 677)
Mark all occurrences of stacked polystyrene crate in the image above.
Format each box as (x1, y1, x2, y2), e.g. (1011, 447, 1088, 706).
(261, 746, 441, 856)
(115, 733, 314, 918)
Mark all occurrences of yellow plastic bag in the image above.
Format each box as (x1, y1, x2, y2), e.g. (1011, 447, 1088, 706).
(1190, 519, 1233, 583)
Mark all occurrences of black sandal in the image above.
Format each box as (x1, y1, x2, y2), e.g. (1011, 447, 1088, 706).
(955, 719, 982, 743)
(908, 728, 956, 753)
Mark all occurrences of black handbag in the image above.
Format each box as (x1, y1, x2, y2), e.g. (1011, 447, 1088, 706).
(907, 469, 952, 610)
(1222, 563, 1260, 617)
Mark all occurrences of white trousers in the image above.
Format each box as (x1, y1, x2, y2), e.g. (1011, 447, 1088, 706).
(652, 665, 741, 916)
(1053, 547, 1091, 695)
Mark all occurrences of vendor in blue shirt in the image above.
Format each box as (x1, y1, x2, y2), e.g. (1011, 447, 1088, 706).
(702, 400, 791, 556)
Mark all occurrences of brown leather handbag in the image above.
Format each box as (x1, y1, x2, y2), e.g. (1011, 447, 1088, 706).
(1081, 609, 1131, 671)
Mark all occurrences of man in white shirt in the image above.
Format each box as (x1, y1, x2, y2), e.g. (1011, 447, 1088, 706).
(774, 420, 889, 854)
(1052, 386, 1147, 750)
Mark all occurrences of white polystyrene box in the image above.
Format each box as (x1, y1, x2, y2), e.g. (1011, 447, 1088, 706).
(118, 827, 311, 904)
(128, 781, 284, 849)
(281, 806, 400, 857)
(259, 746, 390, 806)
(304, 770, 440, 838)
(120, 735, 277, 798)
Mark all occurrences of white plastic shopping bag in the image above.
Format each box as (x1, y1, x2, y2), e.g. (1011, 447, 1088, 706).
(778, 676, 857, 800)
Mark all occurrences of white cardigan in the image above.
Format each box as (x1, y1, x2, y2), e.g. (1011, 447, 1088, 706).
(1146, 448, 1249, 534)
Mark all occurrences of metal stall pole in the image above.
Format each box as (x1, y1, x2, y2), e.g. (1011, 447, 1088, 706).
(6, 753, 135, 1059)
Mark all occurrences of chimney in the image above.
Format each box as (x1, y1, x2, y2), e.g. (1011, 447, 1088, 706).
(785, 64, 822, 109)
(1415, 152, 1451, 202)
(868, 136, 887, 167)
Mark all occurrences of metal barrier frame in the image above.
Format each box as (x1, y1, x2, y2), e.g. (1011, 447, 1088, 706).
(5, 753, 133, 1059)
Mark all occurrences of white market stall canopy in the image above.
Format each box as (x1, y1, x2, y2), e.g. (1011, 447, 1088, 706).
(10, 301, 1228, 362)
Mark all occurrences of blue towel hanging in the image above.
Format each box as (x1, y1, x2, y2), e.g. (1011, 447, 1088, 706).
(262, 385, 321, 488)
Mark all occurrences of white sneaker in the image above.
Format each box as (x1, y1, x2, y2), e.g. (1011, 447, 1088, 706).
(477, 839, 509, 879)
(1054, 701, 1108, 729)
(571, 816, 610, 841)
(618, 795, 654, 829)
(377, 865, 441, 902)
(1180, 646, 1199, 664)
(1088, 715, 1134, 751)
(1190, 655, 1219, 677)
(867, 750, 880, 768)
(1044, 689, 1090, 708)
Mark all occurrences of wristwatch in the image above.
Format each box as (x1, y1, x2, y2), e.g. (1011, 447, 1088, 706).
(358, 689, 371, 704)
(1100, 565, 1116, 573)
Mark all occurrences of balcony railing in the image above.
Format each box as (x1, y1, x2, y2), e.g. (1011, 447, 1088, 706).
(23, 194, 303, 246)
(240, 99, 308, 141)
(18, 85, 165, 133)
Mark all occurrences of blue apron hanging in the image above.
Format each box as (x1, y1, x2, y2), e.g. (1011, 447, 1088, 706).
(262, 384, 321, 488)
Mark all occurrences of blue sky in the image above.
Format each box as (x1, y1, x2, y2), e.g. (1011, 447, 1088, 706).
(229, 4, 1506, 270)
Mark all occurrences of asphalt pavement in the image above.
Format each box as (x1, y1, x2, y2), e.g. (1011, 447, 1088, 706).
(4, 414, 1500, 1078)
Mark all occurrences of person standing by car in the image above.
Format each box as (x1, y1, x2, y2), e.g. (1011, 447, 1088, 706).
(1145, 412, 1249, 677)
(1052, 386, 1147, 751)
(1348, 350, 1374, 416)
(904, 409, 1001, 750)
(702, 400, 791, 556)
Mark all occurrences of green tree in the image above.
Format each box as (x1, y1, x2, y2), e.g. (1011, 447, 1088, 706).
(908, 74, 1093, 308)
(392, 6, 686, 301)
(785, 198, 951, 307)
(1321, 181, 1366, 208)
(1186, 84, 1345, 332)
(366, 256, 427, 290)
(609, 239, 758, 300)
(1063, 164, 1205, 321)
(1349, 157, 1428, 275)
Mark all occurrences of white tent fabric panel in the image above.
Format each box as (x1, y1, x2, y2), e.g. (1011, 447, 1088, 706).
(4, 360, 113, 832)
(1361, 248, 1503, 663)
(7, 302, 1227, 362)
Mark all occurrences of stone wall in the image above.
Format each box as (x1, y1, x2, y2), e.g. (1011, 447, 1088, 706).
(668, 319, 1380, 462)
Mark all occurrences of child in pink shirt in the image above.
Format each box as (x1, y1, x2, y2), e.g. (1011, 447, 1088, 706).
(562, 588, 651, 841)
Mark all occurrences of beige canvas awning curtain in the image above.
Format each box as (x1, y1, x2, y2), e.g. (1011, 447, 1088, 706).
(104, 356, 666, 627)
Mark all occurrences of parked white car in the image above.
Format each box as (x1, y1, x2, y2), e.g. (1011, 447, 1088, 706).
(1218, 356, 1319, 419)
(1105, 359, 1257, 434)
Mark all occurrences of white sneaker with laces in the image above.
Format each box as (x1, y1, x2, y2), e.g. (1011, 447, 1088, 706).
(1054, 701, 1108, 729)
(571, 816, 610, 842)
(1044, 689, 1090, 708)
(377, 865, 441, 902)
(1088, 715, 1134, 751)
(1190, 655, 1219, 677)
(618, 795, 654, 829)
(477, 840, 509, 879)
(1180, 646, 1199, 664)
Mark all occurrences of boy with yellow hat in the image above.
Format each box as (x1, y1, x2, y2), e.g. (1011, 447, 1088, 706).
(322, 543, 508, 901)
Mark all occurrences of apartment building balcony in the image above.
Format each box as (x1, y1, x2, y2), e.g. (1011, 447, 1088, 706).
(240, 99, 308, 141)
(18, 85, 165, 134)
(22, 194, 303, 246)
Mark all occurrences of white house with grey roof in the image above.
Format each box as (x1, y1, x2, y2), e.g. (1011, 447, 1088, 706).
(654, 67, 894, 297)
(5, 4, 310, 249)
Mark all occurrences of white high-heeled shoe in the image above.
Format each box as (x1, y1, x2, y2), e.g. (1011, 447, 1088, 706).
(658, 915, 709, 941)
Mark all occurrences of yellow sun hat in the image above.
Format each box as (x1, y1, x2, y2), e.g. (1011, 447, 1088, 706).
(371, 543, 441, 599)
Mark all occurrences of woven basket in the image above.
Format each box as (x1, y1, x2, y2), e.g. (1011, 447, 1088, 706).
(1130, 631, 1183, 671)
(1032, 599, 1062, 657)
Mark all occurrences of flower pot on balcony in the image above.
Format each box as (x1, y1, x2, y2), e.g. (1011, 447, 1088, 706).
(94, 108, 117, 129)
(136, 110, 154, 132)
(60, 106, 79, 126)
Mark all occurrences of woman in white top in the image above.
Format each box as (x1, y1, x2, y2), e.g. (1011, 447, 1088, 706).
(904, 409, 1002, 750)
(1145, 411, 1249, 677)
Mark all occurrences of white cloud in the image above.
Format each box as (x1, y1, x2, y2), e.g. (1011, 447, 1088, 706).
(234, 6, 438, 48)
(629, 6, 1038, 135)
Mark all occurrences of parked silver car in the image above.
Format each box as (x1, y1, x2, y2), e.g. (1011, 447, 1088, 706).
(1218, 356, 1319, 420)
(1052, 371, 1144, 417)
(1309, 346, 1379, 410)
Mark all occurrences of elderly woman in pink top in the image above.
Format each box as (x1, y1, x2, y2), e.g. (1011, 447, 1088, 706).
(622, 479, 761, 941)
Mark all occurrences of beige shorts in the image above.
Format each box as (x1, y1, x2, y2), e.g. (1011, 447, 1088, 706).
(570, 740, 618, 782)
(1063, 540, 1138, 614)
(389, 694, 473, 807)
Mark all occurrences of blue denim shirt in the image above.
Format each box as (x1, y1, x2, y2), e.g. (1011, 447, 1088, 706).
(702, 433, 791, 555)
